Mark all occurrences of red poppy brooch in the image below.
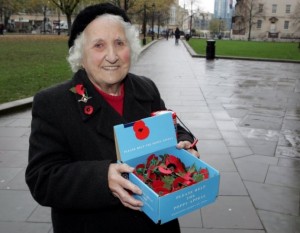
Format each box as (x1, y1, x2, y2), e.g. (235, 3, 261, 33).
(70, 84, 93, 115)
(133, 153, 209, 196)
(70, 84, 92, 103)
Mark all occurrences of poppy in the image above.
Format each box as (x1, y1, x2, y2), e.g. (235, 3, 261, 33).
(133, 154, 209, 196)
(84, 105, 94, 115)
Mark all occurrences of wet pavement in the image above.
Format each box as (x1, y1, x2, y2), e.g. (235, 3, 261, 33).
(0, 38, 299, 233)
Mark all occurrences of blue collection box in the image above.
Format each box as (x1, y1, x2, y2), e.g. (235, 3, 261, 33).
(114, 112, 220, 224)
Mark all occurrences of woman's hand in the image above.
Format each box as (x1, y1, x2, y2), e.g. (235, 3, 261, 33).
(108, 163, 143, 210)
(176, 140, 200, 158)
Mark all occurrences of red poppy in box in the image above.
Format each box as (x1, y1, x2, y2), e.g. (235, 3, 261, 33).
(133, 154, 209, 196)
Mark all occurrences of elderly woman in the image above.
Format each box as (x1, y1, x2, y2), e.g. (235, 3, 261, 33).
(26, 3, 199, 233)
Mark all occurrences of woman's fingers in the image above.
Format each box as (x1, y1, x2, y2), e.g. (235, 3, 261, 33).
(108, 163, 143, 210)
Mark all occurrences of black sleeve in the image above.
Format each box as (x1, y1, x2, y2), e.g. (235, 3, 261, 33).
(26, 91, 119, 210)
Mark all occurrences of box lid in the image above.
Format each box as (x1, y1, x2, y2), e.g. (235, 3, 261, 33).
(114, 112, 177, 162)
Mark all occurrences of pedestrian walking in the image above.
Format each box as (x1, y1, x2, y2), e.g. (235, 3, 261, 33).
(0, 23, 4, 35)
(175, 27, 180, 45)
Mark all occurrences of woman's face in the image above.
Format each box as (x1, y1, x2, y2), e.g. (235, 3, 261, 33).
(81, 16, 131, 93)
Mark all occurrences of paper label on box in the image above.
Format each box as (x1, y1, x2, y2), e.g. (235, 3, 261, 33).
(114, 112, 177, 162)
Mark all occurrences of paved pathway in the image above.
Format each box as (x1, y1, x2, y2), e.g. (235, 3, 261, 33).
(0, 38, 299, 233)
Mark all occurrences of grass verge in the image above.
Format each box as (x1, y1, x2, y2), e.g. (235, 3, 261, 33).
(188, 38, 300, 61)
(0, 35, 71, 104)
(0, 35, 155, 104)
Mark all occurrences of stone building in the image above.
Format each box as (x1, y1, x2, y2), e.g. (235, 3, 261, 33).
(8, 11, 68, 34)
(232, 0, 300, 41)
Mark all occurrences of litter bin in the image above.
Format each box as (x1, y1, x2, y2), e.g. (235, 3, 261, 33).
(206, 40, 216, 60)
(185, 34, 190, 41)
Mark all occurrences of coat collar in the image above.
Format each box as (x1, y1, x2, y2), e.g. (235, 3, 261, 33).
(70, 70, 154, 140)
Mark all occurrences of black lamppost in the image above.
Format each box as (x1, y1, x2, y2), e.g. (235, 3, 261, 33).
(42, 1, 50, 34)
(124, 0, 128, 11)
(57, 9, 60, 35)
(189, 14, 192, 36)
(43, 5, 47, 34)
(219, 17, 222, 34)
(189, 1, 193, 37)
(157, 12, 160, 39)
(151, 3, 155, 41)
(142, 4, 147, 45)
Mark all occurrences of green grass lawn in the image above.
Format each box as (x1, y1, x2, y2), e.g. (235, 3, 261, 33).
(0, 35, 155, 104)
(0, 35, 72, 104)
(188, 38, 300, 61)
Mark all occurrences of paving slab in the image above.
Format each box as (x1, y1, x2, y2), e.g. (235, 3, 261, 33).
(218, 172, 248, 196)
(201, 196, 263, 229)
(234, 159, 269, 182)
(0, 190, 37, 221)
(0, 38, 299, 233)
(0, 222, 51, 233)
(244, 181, 299, 216)
(0, 150, 28, 168)
(27, 205, 51, 223)
(265, 165, 300, 189)
(258, 210, 300, 233)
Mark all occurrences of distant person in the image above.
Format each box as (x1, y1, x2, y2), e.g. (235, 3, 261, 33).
(166, 29, 169, 40)
(0, 24, 4, 35)
(25, 3, 199, 233)
(170, 30, 174, 38)
(175, 27, 180, 45)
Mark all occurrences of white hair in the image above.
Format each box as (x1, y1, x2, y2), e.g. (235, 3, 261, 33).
(67, 14, 141, 73)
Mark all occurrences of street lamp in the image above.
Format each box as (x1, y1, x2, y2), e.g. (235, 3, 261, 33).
(156, 11, 160, 39)
(142, 4, 147, 45)
(42, 1, 49, 34)
(57, 9, 61, 35)
(43, 5, 47, 34)
(124, 0, 128, 11)
(189, 14, 192, 36)
(189, 0, 194, 37)
(151, 3, 155, 41)
(218, 17, 222, 37)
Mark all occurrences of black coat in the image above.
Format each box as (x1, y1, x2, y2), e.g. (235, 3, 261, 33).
(26, 70, 194, 233)
(175, 29, 180, 39)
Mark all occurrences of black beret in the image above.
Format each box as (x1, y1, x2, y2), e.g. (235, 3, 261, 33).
(68, 3, 131, 48)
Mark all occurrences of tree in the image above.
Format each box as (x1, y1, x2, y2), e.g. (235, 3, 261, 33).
(291, 1, 300, 48)
(2, 0, 176, 34)
(50, 0, 81, 35)
(0, 0, 26, 28)
(209, 18, 225, 36)
(234, 0, 265, 41)
(26, 0, 52, 14)
(123, 0, 173, 32)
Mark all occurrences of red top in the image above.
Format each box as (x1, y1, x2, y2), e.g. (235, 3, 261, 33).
(94, 84, 124, 116)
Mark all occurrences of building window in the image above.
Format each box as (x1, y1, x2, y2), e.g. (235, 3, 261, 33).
(286, 4, 291, 13)
(257, 20, 262, 29)
(272, 4, 277, 13)
(170, 7, 176, 25)
(284, 21, 289, 29)
(258, 4, 264, 13)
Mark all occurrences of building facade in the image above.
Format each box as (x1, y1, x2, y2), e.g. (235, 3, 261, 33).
(214, 0, 236, 31)
(166, 0, 192, 33)
(232, 0, 300, 40)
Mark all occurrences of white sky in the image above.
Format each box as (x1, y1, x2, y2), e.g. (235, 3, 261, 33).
(179, 0, 214, 13)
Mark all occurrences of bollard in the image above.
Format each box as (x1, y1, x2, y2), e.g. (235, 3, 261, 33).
(206, 40, 216, 60)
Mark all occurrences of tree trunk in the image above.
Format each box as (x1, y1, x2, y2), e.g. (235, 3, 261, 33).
(67, 14, 72, 36)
